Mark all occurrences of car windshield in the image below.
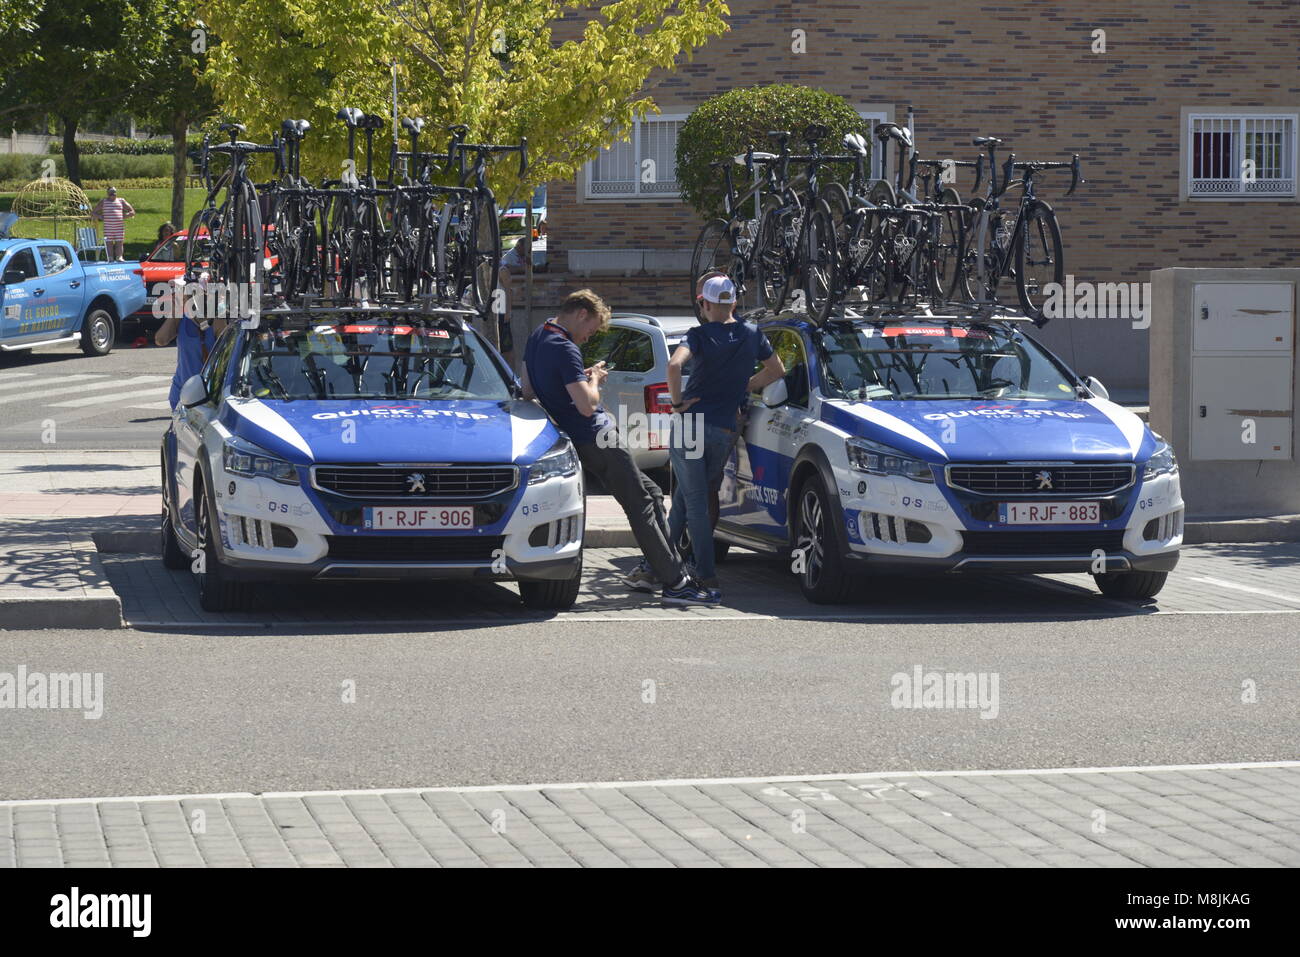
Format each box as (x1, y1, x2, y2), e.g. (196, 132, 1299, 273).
(234, 318, 513, 401)
(816, 323, 1076, 401)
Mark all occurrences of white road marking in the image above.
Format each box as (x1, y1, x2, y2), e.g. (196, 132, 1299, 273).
(2, 760, 1297, 808)
(128, 400, 175, 411)
(0, 372, 41, 390)
(49, 382, 171, 409)
(0, 373, 107, 400)
(1191, 575, 1300, 606)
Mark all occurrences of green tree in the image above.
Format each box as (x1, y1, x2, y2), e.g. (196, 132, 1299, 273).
(676, 84, 870, 221)
(201, 0, 729, 207)
(0, 0, 163, 185)
(124, 4, 219, 229)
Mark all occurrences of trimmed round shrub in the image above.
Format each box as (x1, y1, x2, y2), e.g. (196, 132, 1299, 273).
(676, 84, 871, 222)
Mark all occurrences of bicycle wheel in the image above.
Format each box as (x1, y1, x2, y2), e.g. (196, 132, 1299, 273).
(435, 200, 460, 303)
(933, 187, 966, 306)
(948, 196, 985, 303)
(689, 219, 735, 321)
(1015, 200, 1064, 323)
(755, 199, 798, 311)
(804, 199, 837, 322)
(471, 195, 500, 311)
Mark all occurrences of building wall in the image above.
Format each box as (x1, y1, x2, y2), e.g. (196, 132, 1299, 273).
(540, 1, 1300, 394)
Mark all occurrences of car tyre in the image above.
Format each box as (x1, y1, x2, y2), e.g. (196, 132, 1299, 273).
(1093, 569, 1167, 600)
(160, 454, 188, 570)
(194, 474, 253, 612)
(519, 552, 583, 610)
(794, 474, 853, 604)
(80, 307, 115, 356)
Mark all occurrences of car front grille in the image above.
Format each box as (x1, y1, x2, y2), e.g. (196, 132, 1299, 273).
(946, 463, 1135, 496)
(961, 530, 1127, 556)
(312, 465, 518, 500)
(325, 535, 505, 562)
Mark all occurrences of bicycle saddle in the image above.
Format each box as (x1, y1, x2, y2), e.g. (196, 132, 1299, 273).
(361, 113, 386, 131)
(218, 122, 246, 135)
(767, 130, 791, 141)
(294, 119, 310, 135)
(842, 132, 868, 155)
(336, 108, 364, 127)
(402, 117, 426, 134)
(973, 136, 1003, 146)
(446, 124, 469, 136)
(281, 119, 310, 138)
(803, 123, 829, 143)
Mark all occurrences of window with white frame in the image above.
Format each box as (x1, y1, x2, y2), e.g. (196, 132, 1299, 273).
(586, 115, 685, 199)
(1188, 113, 1297, 198)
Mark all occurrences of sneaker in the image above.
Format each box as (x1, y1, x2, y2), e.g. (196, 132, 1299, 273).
(662, 578, 722, 606)
(621, 560, 658, 593)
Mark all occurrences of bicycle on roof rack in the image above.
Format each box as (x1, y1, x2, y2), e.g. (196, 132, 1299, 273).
(439, 124, 528, 314)
(688, 132, 793, 319)
(949, 136, 1082, 324)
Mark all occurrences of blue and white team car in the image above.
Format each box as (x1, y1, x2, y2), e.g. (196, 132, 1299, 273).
(160, 306, 584, 612)
(715, 310, 1183, 604)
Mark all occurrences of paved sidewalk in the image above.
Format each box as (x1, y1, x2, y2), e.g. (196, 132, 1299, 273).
(2, 762, 1296, 867)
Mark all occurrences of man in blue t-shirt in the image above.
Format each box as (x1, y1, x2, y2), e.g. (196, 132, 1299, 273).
(523, 289, 719, 606)
(155, 277, 223, 408)
(666, 275, 784, 592)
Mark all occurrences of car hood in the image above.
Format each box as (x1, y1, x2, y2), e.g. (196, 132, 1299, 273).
(820, 397, 1156, 462)
(219, 397, 559, 465)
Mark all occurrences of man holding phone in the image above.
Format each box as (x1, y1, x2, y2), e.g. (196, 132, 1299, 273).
(522, 289, 718, 606)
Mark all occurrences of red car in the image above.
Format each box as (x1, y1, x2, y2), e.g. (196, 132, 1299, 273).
(130, 230, 277, 332)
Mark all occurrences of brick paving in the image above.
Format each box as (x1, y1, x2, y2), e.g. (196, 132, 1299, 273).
(2, 763, 1296, 868)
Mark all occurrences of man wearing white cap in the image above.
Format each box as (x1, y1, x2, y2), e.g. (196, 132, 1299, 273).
(663, 275, 784, 592)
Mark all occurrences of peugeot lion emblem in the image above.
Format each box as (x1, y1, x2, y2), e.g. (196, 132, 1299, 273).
(406, 473, 427, 493)
(1035, 470, 1054, 490)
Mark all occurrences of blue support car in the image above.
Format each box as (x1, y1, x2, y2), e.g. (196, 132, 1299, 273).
(715, 308, 1182, 603)
(0, 238, 146, 356)
(160, 306, 584, 612)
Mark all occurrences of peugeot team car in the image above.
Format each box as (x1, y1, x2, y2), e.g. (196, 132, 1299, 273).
(160, 305, 584, 612)
(714, 309, 1182, 603)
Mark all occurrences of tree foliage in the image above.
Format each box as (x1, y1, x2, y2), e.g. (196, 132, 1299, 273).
(675, 84, 870, 221)
(201, 0, 729, 205)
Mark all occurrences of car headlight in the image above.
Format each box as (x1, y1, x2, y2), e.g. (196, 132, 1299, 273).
(846, 437, 934, 483)
(1143, 436, 1179, 480)
(528, 437, 579, 485)
(222, 437, 298, 485)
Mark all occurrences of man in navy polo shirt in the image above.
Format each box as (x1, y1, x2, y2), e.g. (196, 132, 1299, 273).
(523, 289, 719, 606)
(666, 275, 784, 593)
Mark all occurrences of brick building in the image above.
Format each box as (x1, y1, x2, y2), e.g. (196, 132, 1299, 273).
(533, 1, 1299, 394)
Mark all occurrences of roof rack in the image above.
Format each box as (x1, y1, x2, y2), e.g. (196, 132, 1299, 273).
(253, 295, 479, 322)
(747, 298, 1037, 328)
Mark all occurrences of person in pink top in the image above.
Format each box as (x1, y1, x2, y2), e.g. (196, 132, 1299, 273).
(90, 186, 135, 261)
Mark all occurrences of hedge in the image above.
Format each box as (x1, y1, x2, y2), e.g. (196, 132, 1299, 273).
(0, 153, 174, 183)
(675, 84, 871, 222)
(46, 135, 203, 155)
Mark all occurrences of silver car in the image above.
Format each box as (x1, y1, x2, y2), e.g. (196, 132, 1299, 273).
(580, 312, 698, 471)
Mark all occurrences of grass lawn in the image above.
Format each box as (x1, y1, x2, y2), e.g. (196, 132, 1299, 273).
(0, 187, 207, 260)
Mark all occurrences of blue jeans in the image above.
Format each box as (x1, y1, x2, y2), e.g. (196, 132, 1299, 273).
(667, 417, 737, 582)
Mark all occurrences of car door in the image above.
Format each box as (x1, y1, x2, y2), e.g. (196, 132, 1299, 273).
(604, 323, 658, 448)
(721, 326, 813, 540)
(174, 324, 238, 536)
(37, 244, 85, 335)
(0, 247, 43, 343)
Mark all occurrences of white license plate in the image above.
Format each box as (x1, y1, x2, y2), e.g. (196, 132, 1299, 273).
(999, 501, 1100, 525)
(363, 506, 474, 530)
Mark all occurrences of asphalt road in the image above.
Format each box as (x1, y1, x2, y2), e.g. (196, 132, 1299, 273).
(0, 329, 175, 450)
(0, 613, 1294, 801)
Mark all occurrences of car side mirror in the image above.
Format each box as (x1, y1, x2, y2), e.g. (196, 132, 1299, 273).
(761, 378, 788, 408)
(179, 374, 209, 408)
(1083, 375, 1109, 400)
(2, 271, 22, 284)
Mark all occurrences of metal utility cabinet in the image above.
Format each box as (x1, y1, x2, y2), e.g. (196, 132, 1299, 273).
(1150, 268, 1299, 516)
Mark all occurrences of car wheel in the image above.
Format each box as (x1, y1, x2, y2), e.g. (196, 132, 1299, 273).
(1093, 569, 1167, 600)
(80, 307, 115, 356)
(794, 475, 852, 604)
(519, 552, 583, 610)
(194, 474, 253, 612)
(160, 454, 189, 570)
